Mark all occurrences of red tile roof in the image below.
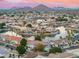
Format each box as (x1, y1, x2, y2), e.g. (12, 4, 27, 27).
(5, 35, 21, 41)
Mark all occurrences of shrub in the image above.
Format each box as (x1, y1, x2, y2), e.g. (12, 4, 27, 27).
(49, 47, 62, 53)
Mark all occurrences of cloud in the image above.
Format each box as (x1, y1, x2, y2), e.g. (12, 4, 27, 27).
(5, 0, 22, 3)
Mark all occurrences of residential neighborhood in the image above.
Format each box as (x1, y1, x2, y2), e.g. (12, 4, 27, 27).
(0, 0, 79, 58)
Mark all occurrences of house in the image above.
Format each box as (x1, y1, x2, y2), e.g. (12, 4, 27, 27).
(27, 36, 35, 51)
(73, 33, 79, 40)
(46, 27, 54, 32)
(1, 31, 22, 44)
(72, 33, 79, 44)
(43, 37, 70, 52)
(4, 35, 21, 44)
(55, 26, 68, 39)
(49, 39, 70, 49)
(2, 31, 22, 37)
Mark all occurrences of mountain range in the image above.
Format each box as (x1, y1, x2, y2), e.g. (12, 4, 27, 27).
(1, 4, 79, 12)
(13, 4, 79, 10)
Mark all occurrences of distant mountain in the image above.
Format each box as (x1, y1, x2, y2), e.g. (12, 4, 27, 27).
(32, 4, 52, 12)
(52, 7, 79, 11)
(1, 4, 79, 14)
(52, 7, 66, 11)
(51, 7, 79, 14)
(11, 6, 32, 11)
(10, 4, 79, 12)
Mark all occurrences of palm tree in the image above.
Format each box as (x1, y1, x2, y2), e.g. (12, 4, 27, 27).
(67, 30, 72, 41)
(67, 29, 74, 46)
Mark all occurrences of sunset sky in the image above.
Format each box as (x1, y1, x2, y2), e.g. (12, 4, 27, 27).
(0, 0, 79, 8)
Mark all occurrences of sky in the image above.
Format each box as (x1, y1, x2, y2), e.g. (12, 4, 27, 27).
(0, 0, 79, 8)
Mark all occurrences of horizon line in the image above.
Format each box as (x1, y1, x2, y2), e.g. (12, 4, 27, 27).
(0, 4, 79, 9)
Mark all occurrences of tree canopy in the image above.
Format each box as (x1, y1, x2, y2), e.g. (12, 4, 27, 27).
(56, 17, 68, 21)
(26, 24, 32, 28)
(16, 38, 27, 56)
(0, 23, 5, 29)
(35, 35, 42, 41)
(16, 45, 26, 55)
(49, 47, 62, 53)
(20, 38, 27, 47)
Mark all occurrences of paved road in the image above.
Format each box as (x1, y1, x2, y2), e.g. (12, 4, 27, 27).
(64, 45, 79, 51)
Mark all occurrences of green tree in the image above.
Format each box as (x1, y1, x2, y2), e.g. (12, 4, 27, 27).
(20, 38, 27, 47)
(0, 13, 3, 16)
(26, 24, 32, 28)
(11, 15, 14, 17)
(49, 47, 62, 53)
(16, 45, 26, 56)
(67, 30, 72, 41)
(0, 23, 5, 29)
(57, 17, 68, 21)
(60, 36, 62, 39)
(63, 14, 67, 17)
(69, 15, 73, 19)
(16, 38, 28, 57)
(35, 35, 42, 41)
(40, 32, 45, 39)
